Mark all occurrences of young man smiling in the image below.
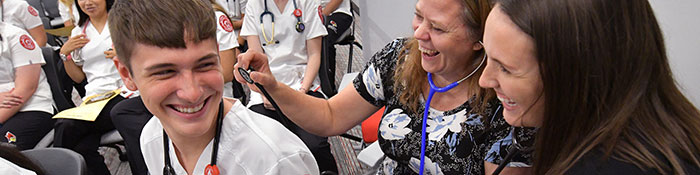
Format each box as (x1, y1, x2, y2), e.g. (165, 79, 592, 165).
(108, 0, 318, 174)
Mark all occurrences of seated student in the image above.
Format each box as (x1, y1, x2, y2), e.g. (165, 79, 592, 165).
(108, 1, 241, 174)
(479, 0, 700, 174)
(240, 0, 338, 172)
(108, 0, 318, 174)
(53, 0, 135, 174)
(0, 23, 54, 150)
(319, 0, 353, 90)
(1, 0, 47, 47)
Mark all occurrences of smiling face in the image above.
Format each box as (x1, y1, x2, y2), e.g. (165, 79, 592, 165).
(479, 6, 544, 127)
(77, 0, 107, 17)
(116, 39, 223, 140)
(412, 0, 482, 79)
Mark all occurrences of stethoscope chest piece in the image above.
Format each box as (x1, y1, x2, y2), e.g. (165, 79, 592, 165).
(204, 164, 220, 175)
(295, 22, 305, 32)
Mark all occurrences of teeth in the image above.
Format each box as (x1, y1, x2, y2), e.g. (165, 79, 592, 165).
(418, 47, 438, 55)
(173, 102, 205, 114)
(497, 96, 518, 107)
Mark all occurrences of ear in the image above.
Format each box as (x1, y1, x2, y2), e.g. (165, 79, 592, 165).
(473, 40, 484, 51)
(113, 56, 139, 91)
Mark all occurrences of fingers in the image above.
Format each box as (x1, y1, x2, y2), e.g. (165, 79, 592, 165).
(1, 95, 23, 107)
(104, 50, 116, 59)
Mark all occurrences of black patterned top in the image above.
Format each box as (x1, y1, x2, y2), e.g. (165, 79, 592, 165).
(353, 38, 532, 174)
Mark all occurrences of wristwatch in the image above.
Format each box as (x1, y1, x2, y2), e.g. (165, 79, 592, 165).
(59, 52, 70, 62)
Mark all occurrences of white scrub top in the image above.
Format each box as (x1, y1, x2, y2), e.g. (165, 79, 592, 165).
(0, 23, 54, 114)
(215, 11, 240, 98)
(320, 0, 352, 16)
(0, 157, 36, 175)
(1, 0, 43, 31)
(216, 0, 248, 20)
(240, 0, 327, 105)
(70, 21, 125, 99)
(58, 1, 80, 26)
(140, 100, 319, 175)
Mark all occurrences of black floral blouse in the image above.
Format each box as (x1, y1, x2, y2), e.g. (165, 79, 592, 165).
(353, 38, 533, 174)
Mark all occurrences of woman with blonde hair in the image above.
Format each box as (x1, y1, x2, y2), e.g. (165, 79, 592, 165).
(235, 0, 533, 173)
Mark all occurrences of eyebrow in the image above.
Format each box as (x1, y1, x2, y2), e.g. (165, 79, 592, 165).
(144, 53, 219, 72)
(489, 56, 517, 71)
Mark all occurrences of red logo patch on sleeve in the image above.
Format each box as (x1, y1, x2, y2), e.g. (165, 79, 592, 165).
(317, 5, 324, 21)
(19, 35, 36, 50)
(219, 15, 234, 33)
(28, 6, 39, 17)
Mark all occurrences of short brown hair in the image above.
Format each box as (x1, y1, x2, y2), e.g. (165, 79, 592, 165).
(109, 0, 217, 70)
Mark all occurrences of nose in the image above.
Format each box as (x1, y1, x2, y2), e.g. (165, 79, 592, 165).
(478, 58, 498, 89)
(413, 20, 430, 41)
(176, 71, 204, 103)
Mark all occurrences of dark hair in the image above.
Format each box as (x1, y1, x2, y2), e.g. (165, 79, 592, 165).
(108, 0, 217, 70)
(495, 0, 700, 174)
(0, 144, 45, 175)
(75, 0, 115, 27)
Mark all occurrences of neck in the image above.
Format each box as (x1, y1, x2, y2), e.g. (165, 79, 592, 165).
(89, 13, 108, 32)
(168, 126, 215, 174)
(274, 0, 288, 11)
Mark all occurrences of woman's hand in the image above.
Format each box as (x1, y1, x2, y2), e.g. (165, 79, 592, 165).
(104, 48, 116, 60)
(60, 34, 90, 55)
(0, 90, 23, 108)
(233, 50, 278, 93)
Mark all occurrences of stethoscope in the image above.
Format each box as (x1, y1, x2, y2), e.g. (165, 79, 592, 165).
(418, 44, 486, 175)
(260, 0, 304, 46)
(492, 126, 535, 175)
(237, 67, 294, 129)
(163, 100, 224, 175)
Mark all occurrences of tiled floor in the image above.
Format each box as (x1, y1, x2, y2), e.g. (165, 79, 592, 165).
(104, 14, 372, 175)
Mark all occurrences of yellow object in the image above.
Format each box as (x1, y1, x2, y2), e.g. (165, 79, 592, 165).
(45, 26, 75, 37)
(53, 89, 121, 121)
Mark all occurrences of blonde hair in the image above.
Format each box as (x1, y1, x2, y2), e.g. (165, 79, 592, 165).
(393, 0, 494, 114)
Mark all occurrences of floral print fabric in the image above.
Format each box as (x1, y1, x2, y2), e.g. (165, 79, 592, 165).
(353, 38, 532, 174)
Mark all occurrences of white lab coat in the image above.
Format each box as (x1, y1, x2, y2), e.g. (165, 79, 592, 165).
(140, 100, 319, 175)
(240, 0, 327, 105)
(0, 23, 53, 114)
(70, 21, 129, 99)
(1, 0, 43, 31)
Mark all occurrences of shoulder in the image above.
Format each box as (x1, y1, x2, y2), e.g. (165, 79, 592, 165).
(1, 24, 27, 38)
(219, 101, 315, 167)
(567, 151, 658, 175)
(140, 116, 163, 146)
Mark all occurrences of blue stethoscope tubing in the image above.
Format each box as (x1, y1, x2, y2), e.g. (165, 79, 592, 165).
(419, 47, 486, 175)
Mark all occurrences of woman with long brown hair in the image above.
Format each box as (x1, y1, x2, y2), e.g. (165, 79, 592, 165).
(479, 0, 700, 174)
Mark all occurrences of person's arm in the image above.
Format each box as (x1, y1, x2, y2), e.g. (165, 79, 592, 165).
(232, 13, 245, 30)
(220, 48, 236, 83)
(246, 35, 263, 53)
(299, 37, 321, 92)
(322, 0, 343, 16)
(60, 34, 89, 83)
(234, 51, 380, 136)
(27, 26, 47, 47)
(0, 64, 42, 123)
